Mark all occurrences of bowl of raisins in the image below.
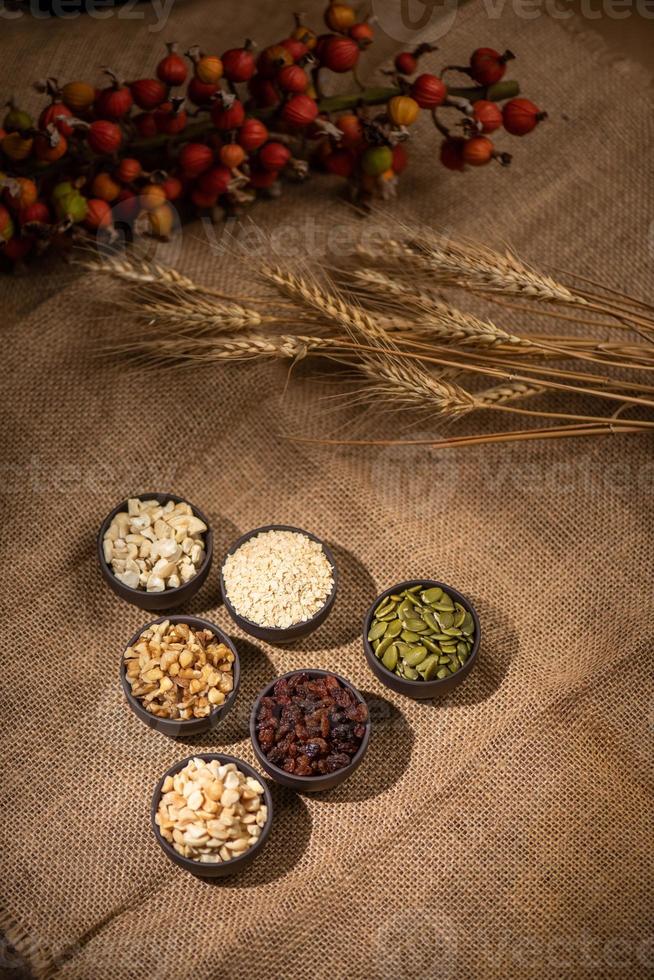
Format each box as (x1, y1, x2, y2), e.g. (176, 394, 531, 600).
(250, 670, 371, 792)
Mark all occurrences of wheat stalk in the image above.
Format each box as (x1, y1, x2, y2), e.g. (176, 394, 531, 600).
(262, 264, 475, 418)
(351, 268, 533, 348)
(123, 290, 265, 332)
(106, 332, 338, 363)
(476, 380, 546, 406)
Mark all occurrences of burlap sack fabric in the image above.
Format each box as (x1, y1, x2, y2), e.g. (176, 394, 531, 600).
(1, 2, 653, 978)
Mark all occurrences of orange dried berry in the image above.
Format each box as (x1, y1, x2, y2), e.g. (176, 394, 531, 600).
(140, 183, 167, 210)
(325, 2, 356, 32)
(147, 202, 175, 238)
(195, 55, 223, 85)
(61, 80, 96, 113)
(462, 135, 494, 166)
(91, 172, 121, 202)
(4, 177, 37, 211)
(84, 198, 113, 230)
(2, 132, 33, 161)
(219, 143, 245, 169)
(34, 132, 68, 162)
(387, 95, 419, 127)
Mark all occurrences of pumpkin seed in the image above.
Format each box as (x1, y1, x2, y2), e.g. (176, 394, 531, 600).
(404, 617, 427, 632)
(420, 587, 443, 604)
(453, 603, 466, 628)
(437, 611, 454, 629)
(421, 636, 441, 655)
(369, 583, 475, 684)
(368, 621, 387, 642)
(386, 619, 403, 638)
(418, 655, 440, 680)
(461, 612, 474, 635)
(423, 610, 440, 632)
(403, 646, 427, 667)
(376, 635, 394, 658)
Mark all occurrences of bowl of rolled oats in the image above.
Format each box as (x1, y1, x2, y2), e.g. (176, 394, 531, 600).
(219, 524, 338, 644)
(151, 753, 272, 877)
(98, 492, 213, 610)
(121, 615, 240, 737)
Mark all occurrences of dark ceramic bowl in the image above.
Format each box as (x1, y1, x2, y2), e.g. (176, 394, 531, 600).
(98, 492, 213, 611)
(363, 579, 481, 700)
(121, 615, 240, 738)
(250, 669, 371, 792)
(219, 525, 338, 644)
(151, 753, 273, 878)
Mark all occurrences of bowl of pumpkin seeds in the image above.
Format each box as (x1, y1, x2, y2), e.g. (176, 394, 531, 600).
(363, 580, 480, 699)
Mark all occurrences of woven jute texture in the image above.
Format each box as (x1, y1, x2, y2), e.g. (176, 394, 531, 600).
(1, 3, 653, 978)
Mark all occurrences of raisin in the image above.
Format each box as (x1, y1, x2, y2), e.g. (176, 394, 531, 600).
(282, 758, 296, 773)
(324, 753, 351, 772)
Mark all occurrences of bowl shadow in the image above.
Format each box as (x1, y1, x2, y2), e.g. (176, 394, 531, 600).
(175, 639, 277, 749)
(297, 542, 378, 652)
(310, 691, 414, 803)
(194, 784, 312, 887)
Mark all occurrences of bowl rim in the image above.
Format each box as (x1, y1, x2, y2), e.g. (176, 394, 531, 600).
(362, 578, 481, 687)
(97, 491, 213, 600)
(219, 524, 338, 635)
(249, 668, 371, 784)
(150, 752, 273, 873)
(120, 614, 240, 730)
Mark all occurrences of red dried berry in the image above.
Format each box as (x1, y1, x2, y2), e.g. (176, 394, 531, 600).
(469, 47, 514, 86)
(187, 77, 218, 106)
(38, 102, 73, 137)
(95, 85, 133, 120)
(325, 148, 355, 177)
(130, 78, 167, 110)
(156, 44, 188, 86)
(84, 198, 112, 230)
(155, 103, 187, 134)
(178, 142, 213, 177)
(161, 175, 183, 201)
(87, 120, 122, 154)
(259, 141, 291, 171)
(320, 35, 359, 72)
(198, 164, 231, 197)
(277, 64, 309, 93)
(281, 37, 308, 61)
(221, 46, 256, 82)
(282, 93, 319, 127)
(394, 51, 417, 75)
(237, 118, 268, 151)
(115, 157, 141, 183)
(19, 201, 50, 225)
(210, 98, 245, 130)
(472, 99, 503, 133)
(411, 73, 447, 108)
(502, 97, 545, 136)
(349, 22, 374, 45)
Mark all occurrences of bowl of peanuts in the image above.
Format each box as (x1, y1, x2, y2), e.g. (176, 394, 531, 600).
(120, 615, 240, 738)
(151, 753, 273, 877)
